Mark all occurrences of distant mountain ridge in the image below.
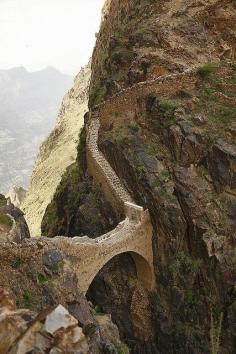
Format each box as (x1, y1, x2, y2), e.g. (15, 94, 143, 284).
(0, 66, 73, 193)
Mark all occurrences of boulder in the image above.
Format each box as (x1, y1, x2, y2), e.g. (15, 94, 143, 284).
(208, 140, 236, 193)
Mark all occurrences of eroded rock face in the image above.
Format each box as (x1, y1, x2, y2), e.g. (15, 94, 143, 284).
(84, 0, 236, 352)
(208, 140, 236, 193)
(0, 196, 30, 243)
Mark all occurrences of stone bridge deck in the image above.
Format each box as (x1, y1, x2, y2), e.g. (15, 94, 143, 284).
(86, 111, 133, 218)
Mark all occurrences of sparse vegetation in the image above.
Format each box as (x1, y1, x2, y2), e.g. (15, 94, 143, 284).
(83, 323, 97, 338)
(92, 305, 105, 316)
(112, 339, 129, 354)
(169, 252, 201, 283)
(116, 136, 125, 145)
(159, 100, 176, 115)
(128, 122, 139, 133)
(89, 85, 107, 107)
(152, 169, 172, 188)
(210, 311, 223, 354)
(23, 289, 32, 308)
(0, 214, 13, 229)
(226, 249, 236, 266)
(133, 157, 145, 174)
(0, 195, 6, 207)
(196, 165, 207, 178)
(37, 273, 48, 285)
(197, 63, 219, 78)
(147, 142, 160, 156)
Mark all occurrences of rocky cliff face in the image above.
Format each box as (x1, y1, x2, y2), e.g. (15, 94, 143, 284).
(42, 1, 236, 353)
(0, 250, 127, 354)
(0, 194, 30, 243)
(22, 64, 91, 236)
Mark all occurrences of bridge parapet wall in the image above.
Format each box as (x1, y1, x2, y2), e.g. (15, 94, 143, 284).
(86, 111, 134, 218)
(53, 208, 154, 293)
(94, 69, 197, 130)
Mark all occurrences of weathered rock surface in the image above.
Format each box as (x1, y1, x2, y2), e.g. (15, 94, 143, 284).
(22, 64, 91, 236)
(81, 0, 236, 352)
(0, 288, 125, 354)
(0, 195, 30, 243)
(6, 186, 27, 208)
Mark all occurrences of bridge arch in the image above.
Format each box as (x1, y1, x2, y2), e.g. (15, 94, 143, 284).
(84, 250, 154, 295)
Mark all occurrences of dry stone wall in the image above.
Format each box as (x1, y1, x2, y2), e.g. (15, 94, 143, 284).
(86, 110, 133, 218)
(96, 68, 197, 129)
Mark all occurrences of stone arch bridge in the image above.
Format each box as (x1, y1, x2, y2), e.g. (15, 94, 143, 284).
(16, 71, 198, 293)
(54, 109, 155, 293)
(43, 69, 195, 293)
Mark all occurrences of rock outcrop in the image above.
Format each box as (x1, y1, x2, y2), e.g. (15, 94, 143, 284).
(6, 186, 27, 208)
(0, 288, 126, 354)
(0, 194, 30, 243)
(22, 64, 91, 236)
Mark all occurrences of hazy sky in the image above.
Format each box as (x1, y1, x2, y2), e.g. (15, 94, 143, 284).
(0, 0, 104, 75)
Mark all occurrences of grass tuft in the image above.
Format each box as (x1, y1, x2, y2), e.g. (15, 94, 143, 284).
(197, 63, 218, 78)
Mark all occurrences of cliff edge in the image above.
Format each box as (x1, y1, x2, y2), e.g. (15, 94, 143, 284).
(22, 64, 91, 236)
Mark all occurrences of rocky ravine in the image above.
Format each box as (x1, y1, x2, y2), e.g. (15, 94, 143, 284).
(22, 64, 91, 236)
(41, 0, 236, 353)
(1, 0, 236, 353)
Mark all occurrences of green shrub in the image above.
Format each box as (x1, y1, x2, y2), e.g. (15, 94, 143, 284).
(83, 323, 97, 338)
(227, 74, 236, 84)
(159, 100, 176, 116)
(169, 252, 201, 282)
(133, 157, 145, 174)
(197, 63, 218, 78)
(219, 106, 236, 119)
(116, 136, 125, 145)
(152, 169, 172, 188)
(112, 339, 129, 354)
(37, 273, 48, 285)
(147, 142, 160, 156)
(0, 195, 6, 207)
(210, 311, 223, 354)
(0, 214, 13, 229)
(89, 85, 106, 107)
(128, 122, 139, 133)
(23, 289, 32, 308)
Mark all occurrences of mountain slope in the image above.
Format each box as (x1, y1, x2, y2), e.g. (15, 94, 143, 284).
(0, 66, 73, 193)
(22, 64, 90, 236)
(42, 1, 236, 352)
